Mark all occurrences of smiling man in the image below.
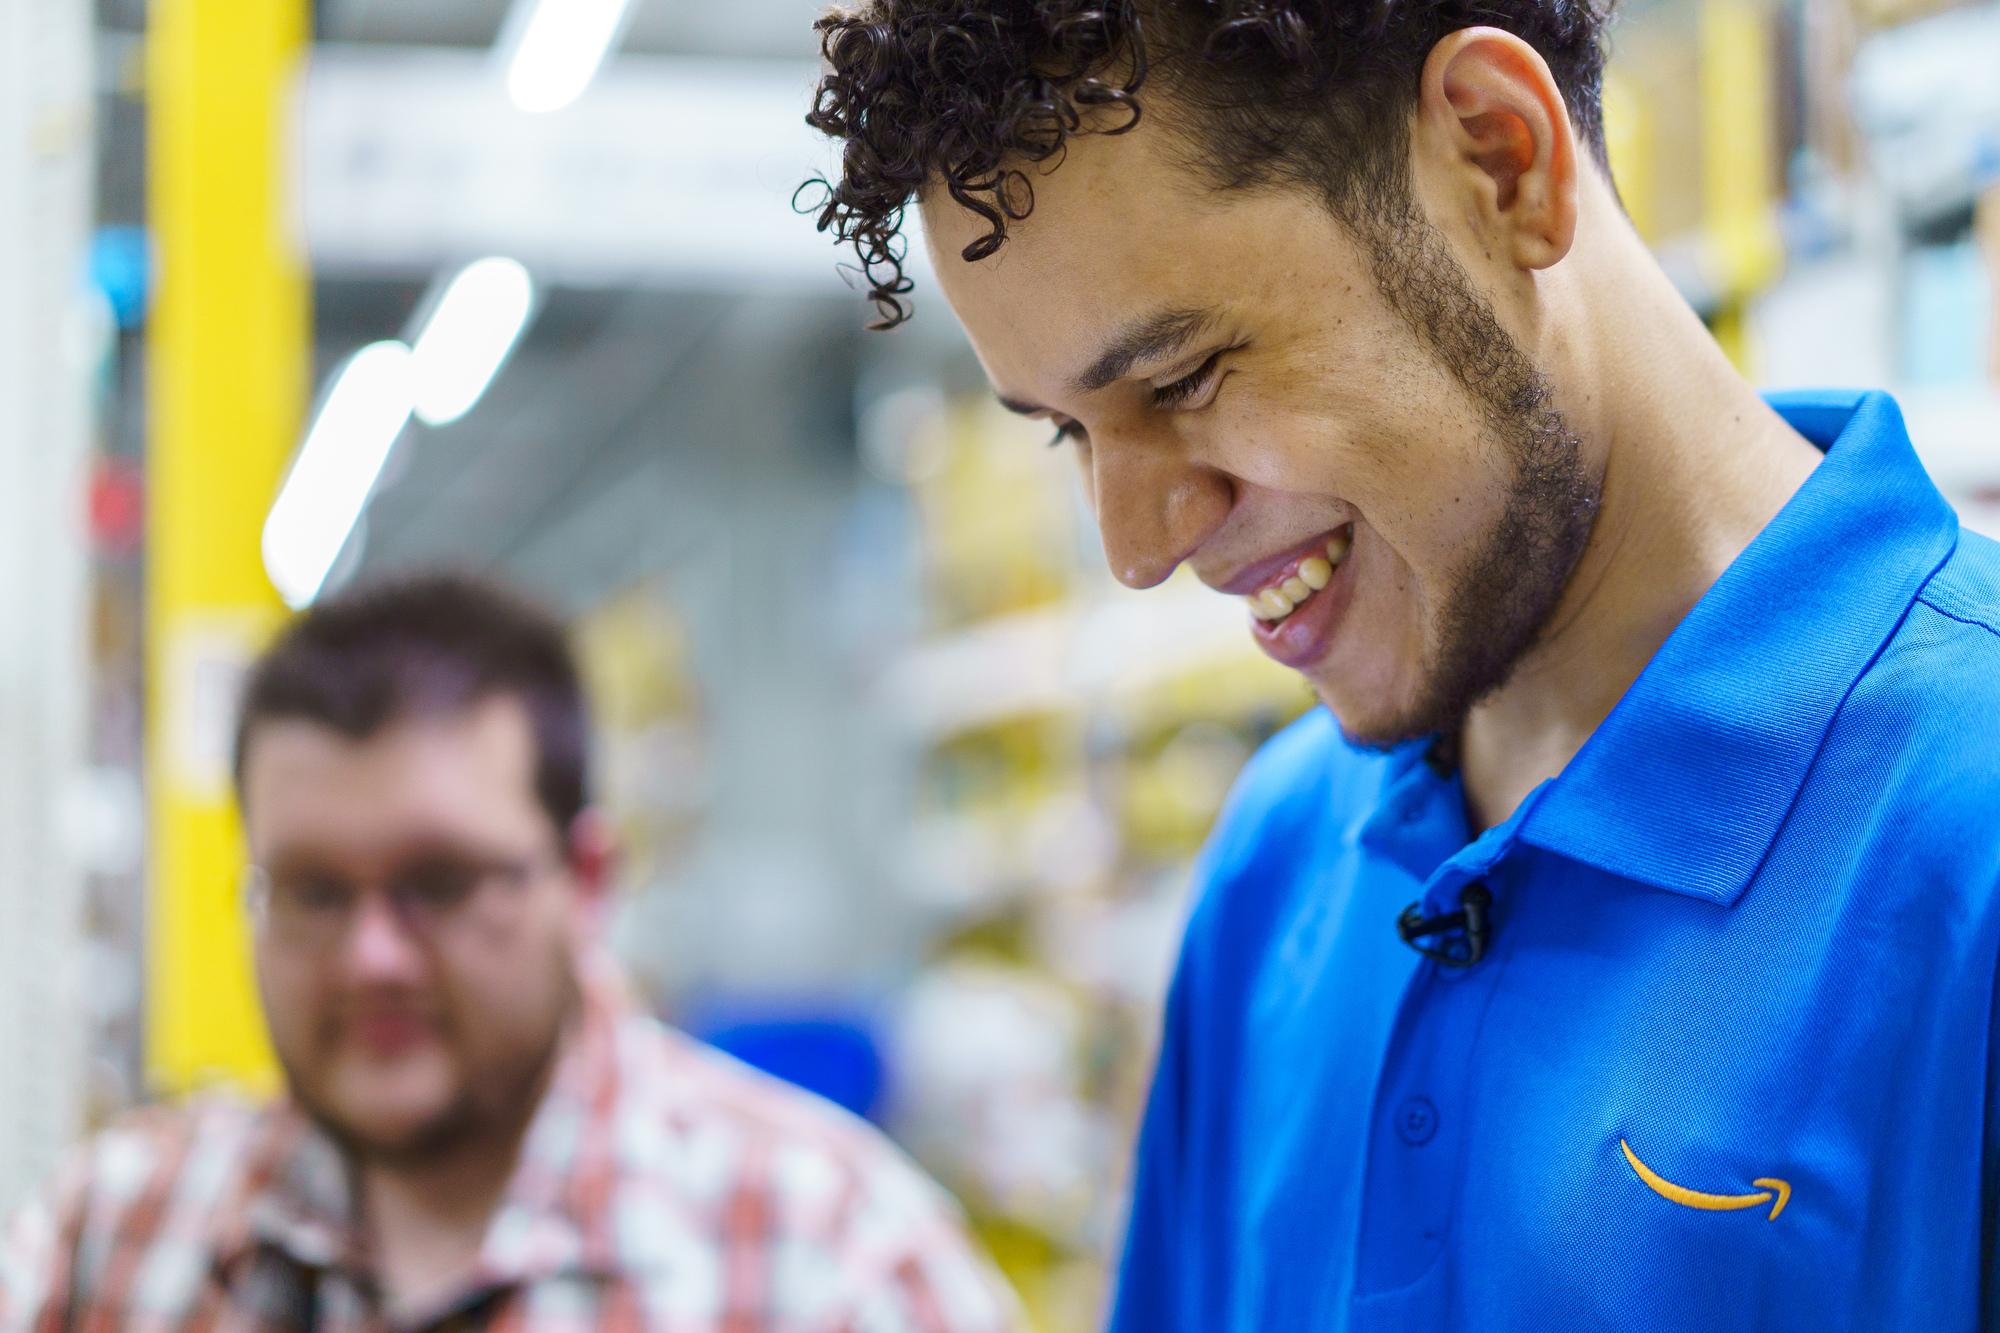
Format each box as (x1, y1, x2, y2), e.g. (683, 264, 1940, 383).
(805, 2, 2000, 1329)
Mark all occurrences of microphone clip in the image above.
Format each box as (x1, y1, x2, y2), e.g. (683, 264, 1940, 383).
(1397, 881, 1493, 968)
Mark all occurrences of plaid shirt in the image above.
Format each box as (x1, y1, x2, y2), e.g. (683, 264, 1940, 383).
(0, 974, 1022, 1333)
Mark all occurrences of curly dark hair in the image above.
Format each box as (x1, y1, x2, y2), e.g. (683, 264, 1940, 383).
(804, 0, 1615, 327)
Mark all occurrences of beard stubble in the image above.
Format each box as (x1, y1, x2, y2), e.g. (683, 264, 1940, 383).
(284, 948, 580, 1173)
(1339, 196, 1603, 750)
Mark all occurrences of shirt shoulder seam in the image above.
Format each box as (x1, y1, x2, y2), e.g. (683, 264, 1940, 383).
(1915, 592, 2000, 640)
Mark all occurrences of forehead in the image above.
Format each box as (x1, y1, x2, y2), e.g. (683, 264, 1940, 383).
(919, 118, 1364, 395)
(240, 695, 546, 856)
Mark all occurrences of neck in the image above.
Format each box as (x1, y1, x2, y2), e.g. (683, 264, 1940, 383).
(1458, 178, 1823, 832)
(358, 1074, 550, 1319)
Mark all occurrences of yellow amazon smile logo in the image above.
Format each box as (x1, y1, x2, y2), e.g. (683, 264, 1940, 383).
(1620, 1139, 1792, 1221)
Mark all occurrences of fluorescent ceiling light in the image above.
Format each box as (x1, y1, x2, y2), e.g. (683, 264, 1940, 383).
(411, 257, 534, 425)
(262, 341, 415, 608)
(505, 0, 634, 113)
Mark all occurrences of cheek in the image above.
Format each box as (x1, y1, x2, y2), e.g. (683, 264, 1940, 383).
(436, 900, 578, 1040)
(1298, 409, 1508, 587)
(256, 951, 324, 1055)
(1319, 528, 1431, 689)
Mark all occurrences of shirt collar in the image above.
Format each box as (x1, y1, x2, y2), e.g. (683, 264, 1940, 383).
(1516, 390, 1959, 906)
(209, 1106, 353, 1277)
(1360, 740, 1557, 917)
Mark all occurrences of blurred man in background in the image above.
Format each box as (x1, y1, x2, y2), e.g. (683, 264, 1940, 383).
(807, 0, 2000, 1328)
(0, 573, 1019, 1333)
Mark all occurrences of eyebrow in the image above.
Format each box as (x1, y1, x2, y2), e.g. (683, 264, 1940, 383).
(995, 305, 1220, 417)
(1072, 306, 1216, 395)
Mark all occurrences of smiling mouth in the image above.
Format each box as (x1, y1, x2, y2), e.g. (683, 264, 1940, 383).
(1244, 525, 1353, 624)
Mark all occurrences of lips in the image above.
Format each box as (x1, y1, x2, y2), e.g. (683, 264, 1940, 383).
(1242, 526, 1352, 623)
(1238, 524, 1357, 670)
(348, 1009, 432, 1059)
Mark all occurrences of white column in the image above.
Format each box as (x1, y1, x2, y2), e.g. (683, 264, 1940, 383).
(0, 0, 94, 1206)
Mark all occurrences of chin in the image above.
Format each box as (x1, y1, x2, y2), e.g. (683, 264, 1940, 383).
(332, 1099, 455, 1154)
(1327, 708, 1420, 753)
(1309, 668, 1435, 752)
(298, 1057, 463, 1156)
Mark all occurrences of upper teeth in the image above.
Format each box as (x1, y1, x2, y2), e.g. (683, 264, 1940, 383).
(1247, 530, 1351, 622)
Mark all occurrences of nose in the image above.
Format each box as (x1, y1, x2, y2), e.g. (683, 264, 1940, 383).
(1090, 437, 1234, 589)
(342, 890, 426, 980)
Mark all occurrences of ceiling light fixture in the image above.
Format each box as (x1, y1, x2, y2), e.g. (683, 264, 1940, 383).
(504, 0, 635, 114)
(261, 341, 415, 608)
(411, 256, 534, 425)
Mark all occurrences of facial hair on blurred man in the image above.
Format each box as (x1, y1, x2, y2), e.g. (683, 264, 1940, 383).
(0, 573, 1022, 1333)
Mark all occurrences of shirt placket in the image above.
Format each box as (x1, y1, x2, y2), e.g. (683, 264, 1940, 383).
(1348, 814, 1527, 1327)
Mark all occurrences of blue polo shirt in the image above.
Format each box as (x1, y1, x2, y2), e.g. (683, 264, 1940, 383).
(1109, 390, 2000, 1332)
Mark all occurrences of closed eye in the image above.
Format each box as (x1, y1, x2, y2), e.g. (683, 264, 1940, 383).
(1148, 348, 1227, 410)
(1048, 418, 1088, 448)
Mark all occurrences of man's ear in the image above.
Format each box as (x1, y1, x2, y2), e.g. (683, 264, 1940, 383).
(1414, 26, 1580, 271)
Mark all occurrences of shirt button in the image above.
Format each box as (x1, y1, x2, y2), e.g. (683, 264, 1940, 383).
(1396, 1096, 1439, 1145)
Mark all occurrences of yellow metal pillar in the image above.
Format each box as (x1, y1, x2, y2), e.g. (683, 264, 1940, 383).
(146, 0, 308, 1094)
(1601, 66, 1657, 245)
(1699, 0, 1785, 372)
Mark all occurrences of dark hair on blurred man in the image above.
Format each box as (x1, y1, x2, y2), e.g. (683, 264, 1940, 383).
(807, 1, 2000, 1329)
(0, 571, 1021, 1333)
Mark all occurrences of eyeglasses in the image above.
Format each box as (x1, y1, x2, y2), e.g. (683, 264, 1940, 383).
(243, 848, 563, 952)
